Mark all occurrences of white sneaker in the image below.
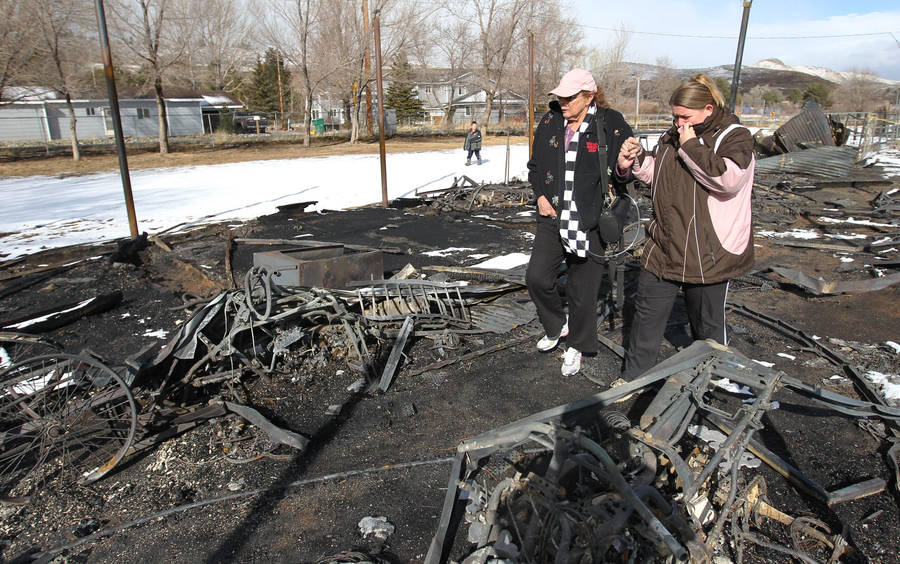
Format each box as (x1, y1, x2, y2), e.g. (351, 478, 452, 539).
(536, 316, 569, 352)
(561, 347, 582, 376)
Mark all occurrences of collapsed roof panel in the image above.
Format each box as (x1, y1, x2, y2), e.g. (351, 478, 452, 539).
(773, 100, 837, 152)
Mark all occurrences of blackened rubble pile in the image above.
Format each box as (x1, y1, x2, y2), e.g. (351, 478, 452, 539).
(0, 104, 898, 562)
(430, 340, 898, 563)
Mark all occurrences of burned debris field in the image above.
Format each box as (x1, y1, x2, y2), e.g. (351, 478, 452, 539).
(0, 120, 899, 562)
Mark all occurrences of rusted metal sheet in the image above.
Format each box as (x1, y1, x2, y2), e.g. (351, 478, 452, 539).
(773, 100, 836, 152)
(253, 245, 383, 289)
(755, 146, 858, 178)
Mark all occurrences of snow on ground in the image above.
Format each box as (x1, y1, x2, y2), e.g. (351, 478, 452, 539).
(0, 144, 530, 260)
(2, 142, 898, 262)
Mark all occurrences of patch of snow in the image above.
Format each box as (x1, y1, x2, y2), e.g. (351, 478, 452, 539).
(471, 253, 530, 270)
(423, 247, 476, 257)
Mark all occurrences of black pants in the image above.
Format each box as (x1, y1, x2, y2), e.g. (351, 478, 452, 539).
(526, 221, 603, 354)
(621, 269, 730, 380)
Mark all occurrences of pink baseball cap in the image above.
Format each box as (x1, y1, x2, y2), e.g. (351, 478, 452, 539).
(548, 68, 597, 97)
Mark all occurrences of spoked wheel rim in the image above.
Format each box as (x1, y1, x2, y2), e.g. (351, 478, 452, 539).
(0, 333, 62, 373)
(0, 353, 137, 497)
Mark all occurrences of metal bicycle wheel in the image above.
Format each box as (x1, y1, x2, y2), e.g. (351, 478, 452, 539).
(0, 333, 62, 371)
(0, 353, 137, 497)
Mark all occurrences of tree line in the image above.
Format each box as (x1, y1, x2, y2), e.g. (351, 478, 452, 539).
(1, 0, 893, 161)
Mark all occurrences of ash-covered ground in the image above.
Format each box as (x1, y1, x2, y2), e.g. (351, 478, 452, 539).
(0, 169, 898, 564)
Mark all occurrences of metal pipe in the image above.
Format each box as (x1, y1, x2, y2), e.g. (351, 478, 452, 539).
(728, 1, 752, 113)
(373, 9, 388, 207)
(94, 0, 138, 238)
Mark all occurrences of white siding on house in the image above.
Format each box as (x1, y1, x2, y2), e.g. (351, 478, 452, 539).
(0, 105, 47, 142)
(0, 98, 212, 142)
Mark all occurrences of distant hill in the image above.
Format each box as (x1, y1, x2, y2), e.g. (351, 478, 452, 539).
(624, 59, 898, 94)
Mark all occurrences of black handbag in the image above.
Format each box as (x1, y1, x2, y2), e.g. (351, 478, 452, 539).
(594, 109, 627, 245)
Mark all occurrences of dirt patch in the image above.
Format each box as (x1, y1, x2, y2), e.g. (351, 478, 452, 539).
(0, 135, 529, 179)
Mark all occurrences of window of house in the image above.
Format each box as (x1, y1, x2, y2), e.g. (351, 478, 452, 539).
(464, 107, 471, 116)
(85, 107, 96, 116)
(311, 109, 320, 119)
(425, 85, 432, 94)
(458, 87, 465, 96)
(137, 108, 150, 119)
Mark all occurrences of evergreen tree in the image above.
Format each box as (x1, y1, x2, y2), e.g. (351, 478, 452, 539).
(762, 90, 781, 112)
(242, 48, 291, 113)
(384, 54, 424, 123)
(713, 77, 731, 104)
(787, 88, 804, 104)
(803, 82, 832, 108)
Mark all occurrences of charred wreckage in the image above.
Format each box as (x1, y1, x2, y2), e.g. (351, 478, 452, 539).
(0, 103, 898, 563)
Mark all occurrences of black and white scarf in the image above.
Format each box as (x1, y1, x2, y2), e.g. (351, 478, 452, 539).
(558, 104, 596, 257)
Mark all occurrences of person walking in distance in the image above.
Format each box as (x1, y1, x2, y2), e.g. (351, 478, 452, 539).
(526, 68, 633, 377)
(464, 121, 482, 165)
(617, 73, 756, 381)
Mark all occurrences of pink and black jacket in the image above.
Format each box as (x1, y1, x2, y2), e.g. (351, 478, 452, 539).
(633, 105, 755, 284)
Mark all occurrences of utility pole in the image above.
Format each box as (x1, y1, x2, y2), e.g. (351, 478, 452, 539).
(373, 9, 388, 207)
(528, 31, 534, 159)
(729, 1, 752, 113)
(362, 0, 374, 137)
(276, 50, 285, 130)
(634, 75, 641, 128)
(94, 0, 138, 238)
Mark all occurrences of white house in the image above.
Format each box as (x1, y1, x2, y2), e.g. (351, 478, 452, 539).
(0, 94, 241, 142)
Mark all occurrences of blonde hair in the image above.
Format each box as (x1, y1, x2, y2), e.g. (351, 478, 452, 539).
(669, 73, 725, 109)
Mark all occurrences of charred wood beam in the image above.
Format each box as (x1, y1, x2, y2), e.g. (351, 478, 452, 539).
(224, 401, 310, 451)
(0, 291, 123, 333)
(235, 237, 401, 254)
(769, 266, 900, 295)
(378, 316, 414, 392)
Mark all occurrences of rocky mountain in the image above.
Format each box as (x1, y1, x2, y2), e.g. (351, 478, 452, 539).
(624, 58, 898, 94)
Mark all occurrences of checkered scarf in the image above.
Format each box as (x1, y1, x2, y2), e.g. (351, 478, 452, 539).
(558, 104, 596, 257)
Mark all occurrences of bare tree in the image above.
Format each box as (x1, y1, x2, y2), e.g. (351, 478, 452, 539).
(110, 0, 186, 154)
(177, 0, 249, 92)
(646, 56, 681, 113)
(508, 0, 583, 113)
(313, 0, 368, 142)
(834, 69, 884, 112)
(430, 15, 474, 127)
(453, 0, 529, 129)
(264, 0, 325, 147)
(0, 0, 40, 104)
(587, 23, 631, 110)
(27, 0, 92, 160)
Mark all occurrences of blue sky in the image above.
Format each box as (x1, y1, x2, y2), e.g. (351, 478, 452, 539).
(573, 1, 900, 80)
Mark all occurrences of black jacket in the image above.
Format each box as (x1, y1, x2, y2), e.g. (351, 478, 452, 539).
(527, 102, 632, 230)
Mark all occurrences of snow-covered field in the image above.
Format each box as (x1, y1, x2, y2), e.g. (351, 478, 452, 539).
(0, 144, 530, 260)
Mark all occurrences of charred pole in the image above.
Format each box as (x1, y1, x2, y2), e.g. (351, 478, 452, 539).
(94, 0, 138, 238)
(729, 1, 752, 113)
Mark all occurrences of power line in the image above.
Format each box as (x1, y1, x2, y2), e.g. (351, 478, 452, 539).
(579, 23, 900, 41)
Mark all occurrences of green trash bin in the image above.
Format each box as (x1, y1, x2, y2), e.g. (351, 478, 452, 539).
(312, 118, 325, 134)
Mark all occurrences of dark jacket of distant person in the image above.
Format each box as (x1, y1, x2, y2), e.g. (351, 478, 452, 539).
(463, 127, 482, 151)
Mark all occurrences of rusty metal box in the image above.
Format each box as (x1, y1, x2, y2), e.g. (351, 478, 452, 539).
(253, 245, 383, 289)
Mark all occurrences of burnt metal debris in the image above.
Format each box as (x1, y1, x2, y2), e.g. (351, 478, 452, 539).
(426, 340, 892, 563)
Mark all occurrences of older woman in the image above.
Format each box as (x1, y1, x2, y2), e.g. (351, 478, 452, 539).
(526, 68, 633, 377)
(617, 73, 755, 380)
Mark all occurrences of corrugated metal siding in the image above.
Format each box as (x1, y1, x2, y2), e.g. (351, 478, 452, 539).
(755, 146, 858, 178)
(773, 100, 835, 152)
